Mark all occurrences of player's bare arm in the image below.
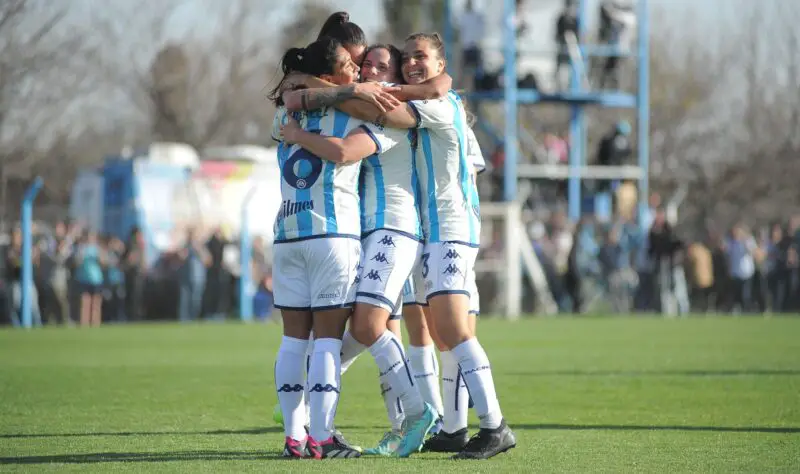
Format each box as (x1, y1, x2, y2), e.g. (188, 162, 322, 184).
(393, 72, 453, 101)
(281, 116, 376, 164)
(283, 82, 401, 113)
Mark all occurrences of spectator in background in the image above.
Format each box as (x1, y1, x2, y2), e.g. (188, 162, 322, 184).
(204, 227, 230, 320)
(599, 224, 634, 313)
(544, 133, 568, 164)
(648, 208, 683, 314)
(596, 121, 632, 197)
(553, 1, 579, 91)
(725, 223, 757, 313)
(6, 228, 41, 327)
(764, 223, 787, 312)
(103, 236, 127, 323)
(52, 222, 73, 325)
(686, 240, 713, 312)
(34, 236, 65, 325)
(75, 231, 105, 327)
(597, 0, 636, 89)
(124, 227, 147, 322)
(178, 227, 209, 323)
(459, 0, 485, 89)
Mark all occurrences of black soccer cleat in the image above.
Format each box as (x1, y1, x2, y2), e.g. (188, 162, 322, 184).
(421, 427, 470, 453)
(310, 435, 362, 459)
(452, 419, 516, 460)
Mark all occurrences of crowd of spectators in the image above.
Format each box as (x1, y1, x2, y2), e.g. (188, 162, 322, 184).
(0, 221, 275, 327)
(519, 195, 800, 316)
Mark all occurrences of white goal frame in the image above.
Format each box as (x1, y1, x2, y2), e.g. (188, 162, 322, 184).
(478, 202, 559, 319)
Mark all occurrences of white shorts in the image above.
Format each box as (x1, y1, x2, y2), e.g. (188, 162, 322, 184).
(414, 241, 479, 307)
(273, 237, 360, 311)
(355, 230, 423, 314)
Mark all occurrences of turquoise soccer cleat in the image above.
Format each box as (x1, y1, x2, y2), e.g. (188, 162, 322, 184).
(363, 430, 402, 456)
(394, 403, 437, 458)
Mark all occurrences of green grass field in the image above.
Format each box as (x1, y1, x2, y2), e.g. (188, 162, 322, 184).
(1, 317, 799, 473)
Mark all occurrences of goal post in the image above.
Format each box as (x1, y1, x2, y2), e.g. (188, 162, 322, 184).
(478, 202, 559, 319)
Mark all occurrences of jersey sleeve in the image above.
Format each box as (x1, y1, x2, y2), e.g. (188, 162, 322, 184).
(466, 127, 486, 174)
(359, 122, 405, 154)
(271, 108, 286, 142)
(407, 98, 453, 130)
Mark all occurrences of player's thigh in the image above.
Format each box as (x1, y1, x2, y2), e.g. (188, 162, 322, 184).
(307, 237, 360, 338)
(307, 237, 361, 310)
(355, 230, 422, 314)
(423, 242, 478, 346)
(273, 241, 313, 338)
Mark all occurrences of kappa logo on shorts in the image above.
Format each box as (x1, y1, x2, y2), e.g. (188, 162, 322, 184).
(371, 252, 389, 264)
(443, 249, 461, 260)
(378, 235, 396, 247)
(443, 264, 463, 276)
(365, 270, 382, 281)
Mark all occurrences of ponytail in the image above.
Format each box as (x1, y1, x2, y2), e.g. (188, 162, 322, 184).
(317, 11, 367, 48)
(269, 38, 343, 106)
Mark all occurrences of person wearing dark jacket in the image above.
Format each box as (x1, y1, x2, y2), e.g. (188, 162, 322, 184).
(648, 210, 683, 313)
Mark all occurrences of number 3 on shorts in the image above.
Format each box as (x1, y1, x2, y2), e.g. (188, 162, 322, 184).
(421, 253, 430, 278)
(282, 148, 323, 189)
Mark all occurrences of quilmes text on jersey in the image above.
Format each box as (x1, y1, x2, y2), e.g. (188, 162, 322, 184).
(277, 199, 315, 220)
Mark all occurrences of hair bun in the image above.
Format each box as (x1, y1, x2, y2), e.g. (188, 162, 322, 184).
(331, 11, 349, 24)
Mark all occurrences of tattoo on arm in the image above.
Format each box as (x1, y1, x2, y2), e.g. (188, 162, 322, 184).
(375, 113, 388, 128)
(300, 85, 356, 110)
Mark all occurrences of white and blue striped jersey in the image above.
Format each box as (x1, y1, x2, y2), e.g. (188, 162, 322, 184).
(408, 91, 481, 246)
(360, 121, 422, 240)
(270, 106, 394, 242)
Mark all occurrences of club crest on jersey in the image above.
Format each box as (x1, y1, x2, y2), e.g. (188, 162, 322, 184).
(443, 264, 463, 276)
(378, 236, 395, 247)
(277, 199, 314, 220)
(371, 252, 389, 264)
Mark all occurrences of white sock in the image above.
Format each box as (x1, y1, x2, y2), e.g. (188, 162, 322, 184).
(308, 338, 342, 442)
(368, 330, 425, 416)
(451, 338, 502, 429)
(275, 336, 309, 440)
(340, 330, 366, 375)
(440, 350, 470, 433)
(407, 345, 444, 417)
(379, 378, 404, 431)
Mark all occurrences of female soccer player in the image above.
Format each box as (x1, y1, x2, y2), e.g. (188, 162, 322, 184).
(281, 49, 441, 457)
(282, 41, 454, 457)
(268, 36, 400, 460)
(309, 32, 516, 460)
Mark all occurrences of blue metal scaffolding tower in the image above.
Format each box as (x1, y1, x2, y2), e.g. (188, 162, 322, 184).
(443, 0, 650, 225)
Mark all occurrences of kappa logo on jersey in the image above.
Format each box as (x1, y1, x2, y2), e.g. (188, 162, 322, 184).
(277, 199, 314, 219)
(378, 236, 395, 247)
(365, 270, 382, 281)
(443, 264, 463, 276)
(443, 249, 461, 260)
(371, 252, 389, 264)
